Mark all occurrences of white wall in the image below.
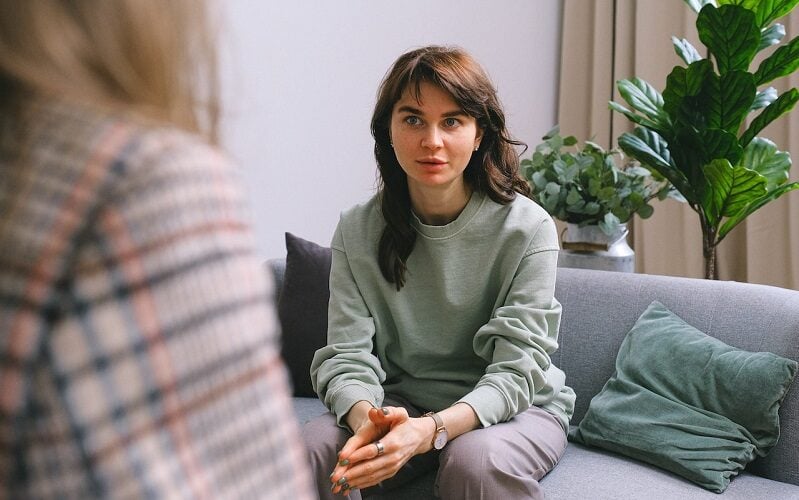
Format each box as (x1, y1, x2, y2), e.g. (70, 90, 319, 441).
(219, 0, 563, 258)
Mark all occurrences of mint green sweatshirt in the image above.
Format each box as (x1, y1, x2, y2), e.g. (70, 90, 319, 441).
(310, 191, 575, 429)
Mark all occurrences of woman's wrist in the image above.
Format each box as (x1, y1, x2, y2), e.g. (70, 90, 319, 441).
(413, 415, 438, 454)
(345, 400, 375, 432)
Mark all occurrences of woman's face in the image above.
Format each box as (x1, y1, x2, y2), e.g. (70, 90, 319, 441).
(389, 82, 483, 197)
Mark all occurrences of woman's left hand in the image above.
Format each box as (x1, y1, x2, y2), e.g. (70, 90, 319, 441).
(330, 407, 434, 496)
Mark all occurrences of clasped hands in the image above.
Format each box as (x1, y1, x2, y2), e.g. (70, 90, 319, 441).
(329, 405, 434, 496)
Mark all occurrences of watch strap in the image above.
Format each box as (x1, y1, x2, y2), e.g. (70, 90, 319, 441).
(423, 411, 445, 448)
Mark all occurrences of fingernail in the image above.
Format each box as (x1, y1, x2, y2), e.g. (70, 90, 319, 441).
(337, 477, 347, 485)
(381, 407, 389, 415)
(338, 459, 349, 466)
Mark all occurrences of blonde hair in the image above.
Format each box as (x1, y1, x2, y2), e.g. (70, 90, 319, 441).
(0, 0, 220, 142)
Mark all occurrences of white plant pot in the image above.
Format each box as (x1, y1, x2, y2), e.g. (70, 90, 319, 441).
(558, 223, 635, 273)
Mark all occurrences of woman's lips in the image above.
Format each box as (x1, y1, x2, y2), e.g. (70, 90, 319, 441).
(417, 159, 447, 171)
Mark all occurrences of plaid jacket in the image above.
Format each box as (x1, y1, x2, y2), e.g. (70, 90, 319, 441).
(0, 102, 314, 499)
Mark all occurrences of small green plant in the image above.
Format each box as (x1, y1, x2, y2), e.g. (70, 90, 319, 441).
(522, 126, 674, 235)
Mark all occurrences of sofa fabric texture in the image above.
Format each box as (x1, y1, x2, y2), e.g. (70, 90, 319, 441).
(269, 234, 799, 499)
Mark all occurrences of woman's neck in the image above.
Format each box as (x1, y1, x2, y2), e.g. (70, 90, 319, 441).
(409, 182, 472, 226)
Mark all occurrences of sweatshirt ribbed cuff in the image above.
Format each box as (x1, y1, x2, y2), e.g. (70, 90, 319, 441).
(457, 384, 510, 427)
(330, 383, 380, 427)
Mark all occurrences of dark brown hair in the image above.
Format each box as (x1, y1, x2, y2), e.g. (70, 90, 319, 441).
(371, 45, 530, 290)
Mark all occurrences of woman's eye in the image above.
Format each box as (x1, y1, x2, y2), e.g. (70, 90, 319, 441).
(404, 116, 422, 126)
(444, 117, 460, 127)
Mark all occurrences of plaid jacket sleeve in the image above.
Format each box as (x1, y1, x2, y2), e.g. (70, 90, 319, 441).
(0, 112, 314, 499)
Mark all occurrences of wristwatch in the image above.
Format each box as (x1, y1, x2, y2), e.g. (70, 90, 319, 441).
(423, 411, 448, 450)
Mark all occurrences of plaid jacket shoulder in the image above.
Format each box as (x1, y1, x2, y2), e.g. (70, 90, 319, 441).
(0, 102, 313, 499)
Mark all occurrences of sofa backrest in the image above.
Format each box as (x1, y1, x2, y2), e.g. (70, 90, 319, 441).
(267, 259, 798, 485)
(553, 267, 798, 485)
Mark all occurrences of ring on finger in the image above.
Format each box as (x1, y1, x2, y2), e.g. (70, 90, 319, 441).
(374, 440, 385, 456)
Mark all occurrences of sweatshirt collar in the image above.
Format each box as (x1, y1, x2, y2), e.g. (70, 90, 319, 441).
(411, 191, 486, 239)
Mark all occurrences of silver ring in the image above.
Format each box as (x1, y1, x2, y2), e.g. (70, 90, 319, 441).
(374, 440, 385, 456)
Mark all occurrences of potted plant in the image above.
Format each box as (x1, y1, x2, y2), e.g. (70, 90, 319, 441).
(611, 0, 799, 279)
(522, 126, 673, 271)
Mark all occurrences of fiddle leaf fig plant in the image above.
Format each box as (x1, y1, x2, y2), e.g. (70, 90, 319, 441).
(522, 126, 673, 236)
(612, 0, 799, 279)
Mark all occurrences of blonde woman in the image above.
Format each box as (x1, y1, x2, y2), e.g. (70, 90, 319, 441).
(0, 1, 313, 498)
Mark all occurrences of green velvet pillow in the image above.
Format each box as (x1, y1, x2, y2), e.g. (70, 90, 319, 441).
(570, 301, 797, 493)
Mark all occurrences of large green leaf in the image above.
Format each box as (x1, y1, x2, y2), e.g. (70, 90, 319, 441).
(718, 181, 799, 239)
(631, 127, 674, 168)
(617, 131, 671, 172)
(740, 88, 799, 146)
(608, 101, 665, 133)
(671, 129, 712, 192)
(618, 129, 695, 202)
(701, 128, 743, 166)
(702, 159, 767, 226)
(702, 70, 756, 133)
(672, 37, 704, 65)
(719, 0, 799, 29)
(753, 34, 799, 85)
(750, 87, 778, 111)
(663, 60, 713, 126)
(698, 4, 760, 74)
(701, 159, 732, 226)
(739, 137, 792, 189)
(759, 23, 786, 51)
(616, 78, 670, 128)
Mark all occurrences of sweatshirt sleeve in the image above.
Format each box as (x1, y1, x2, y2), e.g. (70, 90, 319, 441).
(457, 216, 564, 427)
(310, 222, 385, 426)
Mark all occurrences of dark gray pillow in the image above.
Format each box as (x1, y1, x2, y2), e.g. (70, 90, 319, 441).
(277, 233, 332, 397)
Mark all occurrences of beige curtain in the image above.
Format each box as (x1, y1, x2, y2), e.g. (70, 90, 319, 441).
(558, 0, 799, 289)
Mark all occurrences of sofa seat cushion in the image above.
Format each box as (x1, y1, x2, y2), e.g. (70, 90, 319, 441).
(291, 397, 798, 499)
(543, 442, 799, 500)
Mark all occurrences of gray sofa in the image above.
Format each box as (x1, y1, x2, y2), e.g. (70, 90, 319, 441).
(269, 259, 799, 499)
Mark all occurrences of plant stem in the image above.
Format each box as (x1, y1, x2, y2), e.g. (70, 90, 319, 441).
(700, 213, 719, 280)
(704, 245, 717, 280)
(704, 211, 719, 280)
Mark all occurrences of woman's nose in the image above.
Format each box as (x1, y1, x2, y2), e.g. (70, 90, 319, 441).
(421, 126, 443, 150)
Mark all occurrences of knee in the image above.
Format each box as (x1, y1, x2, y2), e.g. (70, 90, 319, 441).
(436, 436, 536, 499)
(437, 432, 491, 482)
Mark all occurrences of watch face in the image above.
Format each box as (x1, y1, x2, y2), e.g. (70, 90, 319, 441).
(433, 429, 449, 450)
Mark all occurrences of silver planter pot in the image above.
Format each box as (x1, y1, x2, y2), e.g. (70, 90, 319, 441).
(558, 223, 635, 273)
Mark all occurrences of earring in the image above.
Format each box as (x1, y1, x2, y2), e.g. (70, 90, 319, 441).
(474, 145, 479, 151)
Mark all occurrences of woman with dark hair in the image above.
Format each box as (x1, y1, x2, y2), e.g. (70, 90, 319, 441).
(307, 46, 575, 499)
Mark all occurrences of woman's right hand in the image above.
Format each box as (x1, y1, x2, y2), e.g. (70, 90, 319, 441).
(330, 408, 434, 495)
(337, 404, 409, 467)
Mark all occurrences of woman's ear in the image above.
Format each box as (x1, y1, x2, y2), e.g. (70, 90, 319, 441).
(474, 128, 484, 151)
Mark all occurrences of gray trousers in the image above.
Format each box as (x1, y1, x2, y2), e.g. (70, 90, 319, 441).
(302, 395, 567, 500)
